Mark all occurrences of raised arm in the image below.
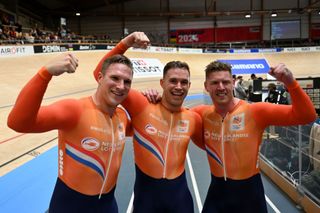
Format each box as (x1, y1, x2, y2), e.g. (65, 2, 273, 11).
(7, 53, 81, 132)
(93, 31, 150, 81)
(252, 63, 317, 127)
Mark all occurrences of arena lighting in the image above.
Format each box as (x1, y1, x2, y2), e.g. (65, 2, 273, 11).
(271, 12, 277, 17)
(245, 13, 251, 18)
(76, 12, 81, 16)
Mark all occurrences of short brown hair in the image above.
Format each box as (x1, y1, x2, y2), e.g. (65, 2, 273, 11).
(163, 61, 190, 78)
(101, 54, 133, 76)
(205, 61, 232, 79)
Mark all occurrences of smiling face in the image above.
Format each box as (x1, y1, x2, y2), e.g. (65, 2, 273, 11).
(96, 63, 132, 114)
(205, 70, 234, 108)
(160, 67, 190, 112)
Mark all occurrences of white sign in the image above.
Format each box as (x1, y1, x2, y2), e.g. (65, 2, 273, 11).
(0, 46, 34, 57)
(178, 48, 203, 54)
(283, 46, 320, 52)
(130, 58, 163, 77)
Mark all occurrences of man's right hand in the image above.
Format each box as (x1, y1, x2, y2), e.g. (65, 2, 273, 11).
(122, 32, 150, 49)
(269, 63, 295, 86)
(45, 53, 79, 76)
(141, 88, 162, 104)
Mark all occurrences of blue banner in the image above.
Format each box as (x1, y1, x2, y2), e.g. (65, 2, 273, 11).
(218, 59, 270, 74)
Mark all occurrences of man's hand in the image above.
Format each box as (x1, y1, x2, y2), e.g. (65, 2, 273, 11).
(141, 88, 162, 104)
(122, 32, 150, 49)
(269, 63, 295, 86)
(45, 53, 79, 76)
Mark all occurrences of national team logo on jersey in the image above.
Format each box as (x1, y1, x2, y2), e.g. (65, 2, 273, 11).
(145, 124, 157, 135)
(118, 122, 125, 140)
(177, 120, 189, 133)
(230, 113, 245, 131)
(81, 137, 100, 151)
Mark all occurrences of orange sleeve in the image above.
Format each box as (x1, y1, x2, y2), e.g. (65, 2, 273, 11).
(93, 41, 128, 81)
(251, 80, 317, 128)
(7, 67, 81, 133)
(121, 89, 149, 117)
(190, 110, 205, 150)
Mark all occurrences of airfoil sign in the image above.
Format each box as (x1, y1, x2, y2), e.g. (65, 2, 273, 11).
(218, 59, 270, 74)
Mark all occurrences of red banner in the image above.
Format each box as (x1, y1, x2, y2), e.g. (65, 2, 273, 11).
(171, 26, 261, 44)
(175, 29, 214, 44)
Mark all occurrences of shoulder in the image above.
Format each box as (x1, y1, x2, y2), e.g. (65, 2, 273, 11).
(191, 104, 212, 116)
(54, 98, 82, 109)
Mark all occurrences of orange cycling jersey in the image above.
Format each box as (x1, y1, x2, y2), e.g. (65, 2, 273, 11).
(122, 90, 204, 179)
(92, 41, 205, 179)
(192, 80, 316, 180)
(7, 67, 130, 196)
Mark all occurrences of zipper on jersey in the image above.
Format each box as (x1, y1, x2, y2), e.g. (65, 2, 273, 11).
(163, 113, 174, 178)
(221, 114, 228, 181)
(99, 116, 116, 198)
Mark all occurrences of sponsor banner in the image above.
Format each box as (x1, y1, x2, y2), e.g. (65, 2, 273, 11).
(229, 49, 251, 53)
(218, 59, 270, 74)
(203, 49, 227, 53)
(34, 45, 70, 53)
(107, 45, 114, 50)
(283, 46, 320, 52)
(130, 46, 178, 53)
(297, 79, 314, 88)
(73, 44, 91, 51)
(178, 48, 203, 54)
(0, 45, 34, 57)
(149, 46, 177, 53)
(131, 58, 163, 77)
(251, 48, 282, 53)
(72, 44, 108, 51)
(130, 46, 151, 52)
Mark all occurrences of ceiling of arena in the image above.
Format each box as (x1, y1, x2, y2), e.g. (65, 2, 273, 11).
(17, 0, 133, 17)
(13, 0, 320, 18)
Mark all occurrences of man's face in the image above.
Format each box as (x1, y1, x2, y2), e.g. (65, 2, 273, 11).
(98, 63, 132, 108)
(160, 68, 190, 111)
(204, 71, 234, 107)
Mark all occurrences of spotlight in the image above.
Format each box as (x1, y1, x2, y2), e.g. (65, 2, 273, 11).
(271, 12, 277, 17)
(245, 13, 251, 18)
(76, 12, 81, 16)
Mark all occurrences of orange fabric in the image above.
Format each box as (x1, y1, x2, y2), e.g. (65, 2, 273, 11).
(7, 68, 130, 195)
(192, 82, 316, 180)
(122, 89, 204, 179)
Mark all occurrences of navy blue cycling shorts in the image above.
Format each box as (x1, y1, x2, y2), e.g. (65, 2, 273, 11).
(133, 165, 194, 213)
(48, 178, 118, 213)
(202, 173, 267, 213)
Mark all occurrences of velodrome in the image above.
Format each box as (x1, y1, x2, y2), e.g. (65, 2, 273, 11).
(1, 46, 319, 212)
